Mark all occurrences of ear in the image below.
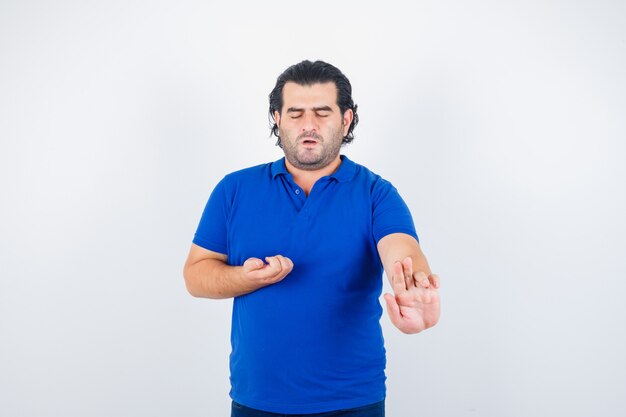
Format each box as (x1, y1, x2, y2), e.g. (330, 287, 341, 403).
(342, 109, 354, 136)
(274, 110, 281, 127)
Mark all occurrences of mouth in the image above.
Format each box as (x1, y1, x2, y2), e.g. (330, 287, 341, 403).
(299, 134, 321, 144)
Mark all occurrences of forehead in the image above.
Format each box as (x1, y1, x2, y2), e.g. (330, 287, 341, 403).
(281, 82, 338, 109)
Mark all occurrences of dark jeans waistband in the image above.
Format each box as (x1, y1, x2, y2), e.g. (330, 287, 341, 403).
(231, 400, 385, 417)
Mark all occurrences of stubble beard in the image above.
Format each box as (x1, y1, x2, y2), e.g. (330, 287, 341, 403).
(280, 128, 344, 171)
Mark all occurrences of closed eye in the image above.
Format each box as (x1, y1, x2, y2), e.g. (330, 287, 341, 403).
(314, 106, 333, 117)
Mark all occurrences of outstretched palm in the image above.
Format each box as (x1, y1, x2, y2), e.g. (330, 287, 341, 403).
(384, 257, 441, 334)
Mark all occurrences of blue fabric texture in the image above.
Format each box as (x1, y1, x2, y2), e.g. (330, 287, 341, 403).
(231, 400, 385, 416)
(193, 155, 418, 414)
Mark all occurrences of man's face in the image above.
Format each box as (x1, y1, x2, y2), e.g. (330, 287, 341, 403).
(275, 82, 353, 171)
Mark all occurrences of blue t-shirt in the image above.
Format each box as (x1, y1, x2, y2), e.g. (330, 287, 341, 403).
(193, 155, 418, 414)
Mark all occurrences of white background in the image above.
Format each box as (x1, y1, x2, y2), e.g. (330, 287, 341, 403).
(1, 1, 625, 416)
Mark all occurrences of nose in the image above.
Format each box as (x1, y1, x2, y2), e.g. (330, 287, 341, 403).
(300, 112, 319, 133)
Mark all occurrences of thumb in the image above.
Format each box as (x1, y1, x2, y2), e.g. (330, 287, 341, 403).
(243, 257, 264, 273)
(384, 293, 402, 326)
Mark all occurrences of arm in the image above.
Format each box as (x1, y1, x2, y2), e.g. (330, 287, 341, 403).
(183, 243, 294, 299)
(377, 233, 441, 334)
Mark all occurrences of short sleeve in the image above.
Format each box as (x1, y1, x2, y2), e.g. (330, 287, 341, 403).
(192, 177, 231, 255)
(372, 178, 419, 245)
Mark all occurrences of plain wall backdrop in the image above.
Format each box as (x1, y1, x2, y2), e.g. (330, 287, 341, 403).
(1, 1, 625, 416)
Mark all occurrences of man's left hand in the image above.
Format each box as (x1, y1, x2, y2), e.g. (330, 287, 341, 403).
(383, 257, 441, 334)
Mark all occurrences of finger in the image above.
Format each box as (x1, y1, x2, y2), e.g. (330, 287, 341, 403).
(402, 257, 414, 289)
(383, 293, 403, 326)
(391, 261, 406, 294)
(275, 255, 293, 276)
(429, 274, 440, 289)
(265, 256, 283, 276)
(414, 271, 430, 288)
(242, 257, 264, 273)
(285, 256, 294, 272)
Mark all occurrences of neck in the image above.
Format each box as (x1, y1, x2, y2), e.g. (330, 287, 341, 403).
(284, 155, 342, 195)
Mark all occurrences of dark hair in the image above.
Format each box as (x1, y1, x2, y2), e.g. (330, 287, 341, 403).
(269, 60, 359, 148)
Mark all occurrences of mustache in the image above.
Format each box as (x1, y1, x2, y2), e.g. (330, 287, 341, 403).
(297, 132, 323, 141)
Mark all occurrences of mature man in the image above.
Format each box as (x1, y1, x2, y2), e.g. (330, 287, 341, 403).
(183, 60, 440, 417)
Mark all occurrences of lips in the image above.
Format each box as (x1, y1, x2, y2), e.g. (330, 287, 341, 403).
(298, 133, 322, 144)
(298, 136, 320, 148)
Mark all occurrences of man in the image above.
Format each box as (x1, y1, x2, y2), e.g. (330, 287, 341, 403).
(183, 60, 440, 417)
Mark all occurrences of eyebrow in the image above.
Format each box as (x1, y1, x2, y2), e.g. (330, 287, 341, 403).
(286, 106, 334, 113)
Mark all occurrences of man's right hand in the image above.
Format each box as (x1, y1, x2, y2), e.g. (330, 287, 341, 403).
(240, 255, 294, 291)
(184, 244, 295, 299)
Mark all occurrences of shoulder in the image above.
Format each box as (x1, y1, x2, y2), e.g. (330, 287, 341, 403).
(203, 161, 275, 204)
(345, 158, 408, 213)
(222, 161, 274, 183)
(347, 157, 396, 195)
(213, 160, 279, 193)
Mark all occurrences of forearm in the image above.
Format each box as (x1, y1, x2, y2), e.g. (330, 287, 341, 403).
(378, 233, 432, 285)
(183, 258, 255, 299)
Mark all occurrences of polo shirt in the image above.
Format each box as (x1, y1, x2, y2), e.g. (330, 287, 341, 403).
(192, 154, 418, 414)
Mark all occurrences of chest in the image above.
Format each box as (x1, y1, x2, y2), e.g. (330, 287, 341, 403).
(225, 177, 376, 270)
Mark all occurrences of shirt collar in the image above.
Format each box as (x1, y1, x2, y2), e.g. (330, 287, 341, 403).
(271, 154, 356, 183)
